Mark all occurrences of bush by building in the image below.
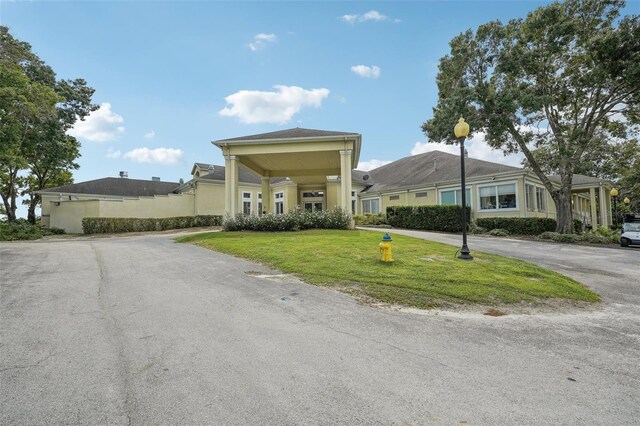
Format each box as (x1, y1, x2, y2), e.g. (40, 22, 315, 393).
(353, 213, 387, 226)
(476, 217, 556, 235)
(223, 208, 352, 232)
(386, 205, 470, 233)
(82, 215, 222, 234)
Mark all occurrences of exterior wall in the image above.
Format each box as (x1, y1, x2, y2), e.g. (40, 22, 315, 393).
(326, 181, 340, 210)
(44, 193, 195, 234)
(98, 194, 193, 218)
(47, 200, 101, 234)
(195, 182, 225, 216)
(283, 185, 299, 212)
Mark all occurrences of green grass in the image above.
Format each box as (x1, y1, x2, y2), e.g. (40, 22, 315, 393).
(176, 229, 600, 309)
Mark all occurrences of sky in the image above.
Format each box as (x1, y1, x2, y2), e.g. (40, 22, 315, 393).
(2, 0, 636, 218)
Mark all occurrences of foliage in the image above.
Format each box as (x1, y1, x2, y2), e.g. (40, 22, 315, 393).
(353, 213, 388, 226)
(177, 229, 599, 308)
(0, 219, 44, 240)
(538, 229, 619, 244)
(573, 219, 584, 234)
(386, 205, 470, 232)
(82, 215, 222, 234)
(0, 26, 97, 223)
(223, 208, 352, 232)
(422, 0, 640, 233)
(488, 228, 510, 237)
(476, 217, 557, 235)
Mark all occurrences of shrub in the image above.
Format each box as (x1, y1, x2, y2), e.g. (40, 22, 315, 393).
(223, 208, 352, 232)
(476, 217, 556, 235)
(82, 215, 222, 234)
(489, 228, 510, 237)
(353, 213, 387, 226)
(0, 219, 45, 241)
(573, 219, 583, 234)
(538, 230, 617, 245)
(386, 205, 471, 232)
(469, 223, 488, 234)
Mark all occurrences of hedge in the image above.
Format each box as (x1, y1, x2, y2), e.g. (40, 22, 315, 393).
(82, 215, 222, 234)
(476, 217, 556, 235)
(386, 205, 471, 233)
(223, 208, 352, 232)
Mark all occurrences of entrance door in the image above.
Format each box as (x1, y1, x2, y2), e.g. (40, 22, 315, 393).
(304, 202, 324, 212)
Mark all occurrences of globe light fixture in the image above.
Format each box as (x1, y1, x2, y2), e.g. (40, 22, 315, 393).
(611, 188, 619, 227)
(454, 117, 472, 260)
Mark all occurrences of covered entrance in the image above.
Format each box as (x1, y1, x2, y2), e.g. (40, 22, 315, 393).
(213, 128, 362, 217)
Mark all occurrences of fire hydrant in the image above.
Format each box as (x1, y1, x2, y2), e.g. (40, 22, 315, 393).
(379, 233, 393, 262)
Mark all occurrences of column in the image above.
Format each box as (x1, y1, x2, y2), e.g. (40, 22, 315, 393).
(589, 187, 598, 229)
(261, 176, 271, 215)
(224, 155, 238, 217)
(339, 149, 353, 214)
(599, 186, 607, 228)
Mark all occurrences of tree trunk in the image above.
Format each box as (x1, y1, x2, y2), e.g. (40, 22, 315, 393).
(553, 178, 574, 233)
(27, 194, 39, 224)
(1, 194, 17, 222)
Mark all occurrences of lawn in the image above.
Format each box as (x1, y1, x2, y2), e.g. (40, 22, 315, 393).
(176, 229, 599, 309)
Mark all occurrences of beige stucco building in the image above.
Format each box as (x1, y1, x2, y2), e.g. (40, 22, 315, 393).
(39, 128, 614, 233)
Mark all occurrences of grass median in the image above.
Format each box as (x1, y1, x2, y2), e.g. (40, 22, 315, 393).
(176, 229, 599, 309)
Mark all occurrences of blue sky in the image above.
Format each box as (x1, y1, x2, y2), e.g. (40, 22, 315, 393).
(5, 0, 635, 217)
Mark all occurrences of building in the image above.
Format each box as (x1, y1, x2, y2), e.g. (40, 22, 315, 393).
(39, 128, 614, 233)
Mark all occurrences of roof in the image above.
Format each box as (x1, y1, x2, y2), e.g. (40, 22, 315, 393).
(39, 177, 180, 197)
(214, 127, 360, 144)
(197, 164, 262, 185)
(548, 174, 610, 186)
(361, 151, 521, 192)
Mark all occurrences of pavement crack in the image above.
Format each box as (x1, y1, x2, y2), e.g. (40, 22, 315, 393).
(0, 351, 54, 373)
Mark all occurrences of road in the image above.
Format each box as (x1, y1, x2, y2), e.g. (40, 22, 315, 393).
(1, 231, 639, 425)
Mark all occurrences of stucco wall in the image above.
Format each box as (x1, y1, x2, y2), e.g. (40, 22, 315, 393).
(47, 200, 101, 234)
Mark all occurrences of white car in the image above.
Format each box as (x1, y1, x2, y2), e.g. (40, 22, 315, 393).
(620, 222, 640, 247)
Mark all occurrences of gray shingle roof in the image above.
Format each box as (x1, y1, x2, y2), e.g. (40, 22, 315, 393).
(198, 165, 262, 184)
(39, 178, 180, 197)
(548, 174, 609, 186)
(361, 151, 521, 192)
(214, 127, 359, 143)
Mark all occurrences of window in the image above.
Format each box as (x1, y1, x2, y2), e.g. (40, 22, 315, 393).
(389, 195, 400, 201)
(415, 192, 428, 198)
(525, 184, 535, 211)
(362, 199, 380, 214)
(536, 187, 546, 211)
(479, 183, 517, 210)
(440, 189, 471, 206)
(274, 192, 284, 215)
(302, 191, 324, 198)
(242, 192, 252, 215)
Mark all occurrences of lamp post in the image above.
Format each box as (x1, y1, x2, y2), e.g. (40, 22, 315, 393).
(454, 117, 473, 260)
(611, 188, 619, 228)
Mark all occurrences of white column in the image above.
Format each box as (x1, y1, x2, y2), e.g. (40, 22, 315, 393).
(339, 149, 353, 214)
(589, 187, 598, 229)
(599, 186, 607, 228)
(224, 155, 238, 217)
(261, 177, 271, 215)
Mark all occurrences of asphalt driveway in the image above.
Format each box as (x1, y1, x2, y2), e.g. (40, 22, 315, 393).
(1, 231, 639, 424)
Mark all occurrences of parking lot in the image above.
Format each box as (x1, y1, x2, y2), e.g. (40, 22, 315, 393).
(1, 232, 639, 424)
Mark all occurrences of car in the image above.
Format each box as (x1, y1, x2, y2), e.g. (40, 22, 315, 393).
(620, 221, 640, 247)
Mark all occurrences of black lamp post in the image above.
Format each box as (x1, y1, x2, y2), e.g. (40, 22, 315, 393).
(611, 188, 619, 228)
(454, 117, 473, 260)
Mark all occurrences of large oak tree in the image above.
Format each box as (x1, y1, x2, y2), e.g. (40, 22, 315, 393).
(422, 0, 639, 233)
(0, 26, 96, 222)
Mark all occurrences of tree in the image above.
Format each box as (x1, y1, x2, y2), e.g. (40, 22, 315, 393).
(0, 26, 96, 223)
(422, 0, 640, 233)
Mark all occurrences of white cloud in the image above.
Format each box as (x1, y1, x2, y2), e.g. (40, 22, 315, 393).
(123, 147, 183, 165)
(351, 65, 381, 79)
(248, 33, 277, 51)
(411, 132, 525, 168)
(67, 102, 124, 142)
(106, 148, 121, 159)
(339, 10, 399, 24)
(219, 85, 330, 124)
(357, 159, 391, 171)
(144, 129, 156, 140)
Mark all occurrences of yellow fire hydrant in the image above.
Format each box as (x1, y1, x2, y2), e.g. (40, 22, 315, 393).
(379, 233, 393, 262)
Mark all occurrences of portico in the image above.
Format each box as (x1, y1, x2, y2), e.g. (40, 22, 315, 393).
(212, 128, 362, 217)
